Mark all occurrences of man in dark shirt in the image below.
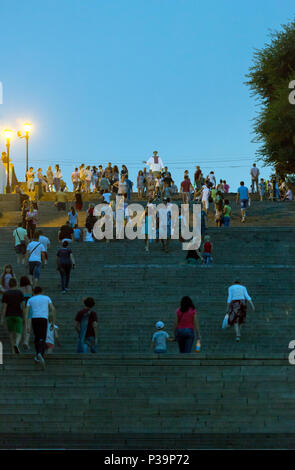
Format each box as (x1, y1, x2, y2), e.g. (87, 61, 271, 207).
(0, 278, 25, 353)
(58, 221, 74, 243)
(194, 166, 202, 190)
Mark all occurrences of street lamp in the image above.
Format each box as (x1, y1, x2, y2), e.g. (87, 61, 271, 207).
(3, 129, 13, 194)
(18, 122, 32, 174)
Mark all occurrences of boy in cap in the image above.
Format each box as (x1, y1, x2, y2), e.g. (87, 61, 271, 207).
(151, 321, 170, 354)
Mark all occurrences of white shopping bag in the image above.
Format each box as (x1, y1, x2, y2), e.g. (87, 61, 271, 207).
(222, 314, 229, 329)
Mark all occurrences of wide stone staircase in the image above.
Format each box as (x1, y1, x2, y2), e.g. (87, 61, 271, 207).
(0, 200, 295, 449)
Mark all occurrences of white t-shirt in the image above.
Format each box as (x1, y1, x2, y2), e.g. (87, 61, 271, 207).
(146, 157, 164, 172)
(85, 169, 92, 181)
(227, 285, 252, 303)
(27, 294, 52, 319)
(46, 324, 58, 345)
(26, 241, 45, 262)
(13, 227, 27, 246)
(72, 171, 79, 182)
(38, 236, 50, 252)
(54, 170, 62, 179)
(201, 186, 210, 201)
(208, 174, 216, 184)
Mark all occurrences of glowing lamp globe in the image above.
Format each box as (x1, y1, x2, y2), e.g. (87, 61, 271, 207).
(23, 123, 32, 133)
(4, 129, 13, 140)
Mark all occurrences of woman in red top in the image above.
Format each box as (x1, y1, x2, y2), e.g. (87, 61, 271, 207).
(173, 296, 201, 353)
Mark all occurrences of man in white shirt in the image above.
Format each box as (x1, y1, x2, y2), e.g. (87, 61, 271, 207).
(38, 230, 50, 265)
(250, 164, 260, 193)
(26, 233, 46, 287)
(207, 171, 216, 188)
(25, 286, 56, 368)
(13, 222, 28, 264)
(201, 184, 210, 213)
(143, 151, 164, 177)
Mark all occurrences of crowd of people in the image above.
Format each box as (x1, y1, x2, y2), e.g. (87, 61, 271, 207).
(22, 156, 293, 205)
(1, 156, 293, 366)
(20, 157, 293, 233)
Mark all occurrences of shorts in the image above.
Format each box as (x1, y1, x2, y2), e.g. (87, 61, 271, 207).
(45, 343, 54, 350)
(202, 199, 209, 210)
(6, 316, 23, 335)
(43, 252, 48, 260)
(29, 261, 42, 279)
(240, 199, 248, 209)
(15, 243, 26, 255)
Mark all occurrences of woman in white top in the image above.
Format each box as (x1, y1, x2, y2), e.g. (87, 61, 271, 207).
(53, 165, 62, 192)
(227, 280, 255, 342)
(83, 226, 95, 242)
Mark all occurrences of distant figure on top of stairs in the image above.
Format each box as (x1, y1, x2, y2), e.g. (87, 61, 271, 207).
(26, 167, 35, 192)
(46, 166, 54, 192)
(53, 165, 62, 192)
(143, 150, 164, 178)
(250, 163, 260, 193)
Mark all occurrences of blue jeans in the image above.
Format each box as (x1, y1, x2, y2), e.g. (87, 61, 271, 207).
(176, 328, 195, 353)
(224, 216, 230, 227)
(77, 336, 97, 353)
(203, 253, 212, 264)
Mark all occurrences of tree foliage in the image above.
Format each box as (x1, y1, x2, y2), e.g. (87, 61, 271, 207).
(246, 19, 295, 175)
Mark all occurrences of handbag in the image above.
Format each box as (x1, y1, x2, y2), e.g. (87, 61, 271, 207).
(222, 313, 229, 329)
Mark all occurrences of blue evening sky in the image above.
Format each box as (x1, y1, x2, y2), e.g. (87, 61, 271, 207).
(0, 0, 294, 190)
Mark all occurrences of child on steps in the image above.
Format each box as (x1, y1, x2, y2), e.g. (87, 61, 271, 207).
(151, 321, 172, 354)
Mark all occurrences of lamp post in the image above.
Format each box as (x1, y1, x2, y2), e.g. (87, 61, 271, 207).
(3, 129, 13, 194)
(18, 122, 32, 175)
